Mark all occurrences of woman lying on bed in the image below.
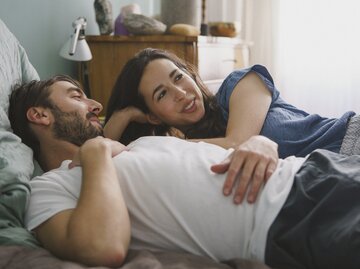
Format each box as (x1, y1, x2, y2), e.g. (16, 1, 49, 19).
(105, 51, 290, 205)
(8, 76, 360, 269)
(104, 48, 360, 161)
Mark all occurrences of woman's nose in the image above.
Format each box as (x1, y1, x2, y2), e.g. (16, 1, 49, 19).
(173, 87, 187, 101)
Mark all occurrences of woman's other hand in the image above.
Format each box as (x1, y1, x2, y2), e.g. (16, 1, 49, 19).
(104, 106, 148, 141)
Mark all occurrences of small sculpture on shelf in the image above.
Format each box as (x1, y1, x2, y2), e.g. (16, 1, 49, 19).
(94, 0, 114, 35)
(208, 22, 238, 38)
(200, 0, 208, 35)
(169, 24, 200, 36)
(123, 14, 167, 35)
(114, 3, 141, 36)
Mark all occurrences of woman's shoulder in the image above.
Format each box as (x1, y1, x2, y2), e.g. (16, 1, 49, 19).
(216, 65, 275, 99)
(225, 64, 273, 79)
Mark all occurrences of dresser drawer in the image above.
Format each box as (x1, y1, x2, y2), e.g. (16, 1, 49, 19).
(197, 44, 239, 81)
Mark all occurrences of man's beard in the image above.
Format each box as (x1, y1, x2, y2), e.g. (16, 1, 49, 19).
(51, 106, 103, 146)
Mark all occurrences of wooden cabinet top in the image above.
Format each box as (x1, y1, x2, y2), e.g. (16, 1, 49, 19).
(86, 35, 247, 46)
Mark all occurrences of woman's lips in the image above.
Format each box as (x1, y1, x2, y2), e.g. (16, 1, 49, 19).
(183, 99, 196, 113)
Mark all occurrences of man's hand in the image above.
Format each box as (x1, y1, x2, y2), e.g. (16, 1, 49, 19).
(69, 137, 128, 169)
(211, 136, 278, 204)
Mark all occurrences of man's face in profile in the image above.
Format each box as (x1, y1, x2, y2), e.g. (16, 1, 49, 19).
(51, 106, 103, 146)
(48, 81, 103, 146)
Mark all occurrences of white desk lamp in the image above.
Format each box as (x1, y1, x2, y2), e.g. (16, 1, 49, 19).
(59, 17, 92, 96)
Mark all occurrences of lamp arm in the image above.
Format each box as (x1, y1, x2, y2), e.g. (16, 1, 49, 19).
(69, 23, 81, 55)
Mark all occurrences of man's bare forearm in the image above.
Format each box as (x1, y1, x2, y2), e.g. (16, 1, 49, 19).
(36, 138, 131, 267)
(69, 153, 130, 264)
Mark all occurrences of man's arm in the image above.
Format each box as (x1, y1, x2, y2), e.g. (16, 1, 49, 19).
(34, 137, 131, 267)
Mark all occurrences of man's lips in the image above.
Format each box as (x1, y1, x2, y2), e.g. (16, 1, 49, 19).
(90, 118, 101, 125)
(87, 112, 100, 123)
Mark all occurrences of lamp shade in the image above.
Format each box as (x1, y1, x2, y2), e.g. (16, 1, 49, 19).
(59, 17, 92, 62)
(59, 36, 92, 61)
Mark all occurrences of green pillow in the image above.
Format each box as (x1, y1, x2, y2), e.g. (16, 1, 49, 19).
(0, 18, 40, 247)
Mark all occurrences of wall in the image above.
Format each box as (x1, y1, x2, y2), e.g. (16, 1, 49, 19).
(0, 0, 242, 81)
(0, 0, 160, 80)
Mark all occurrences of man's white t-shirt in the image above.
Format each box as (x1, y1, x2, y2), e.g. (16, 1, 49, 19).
(25, 136, 305, 262)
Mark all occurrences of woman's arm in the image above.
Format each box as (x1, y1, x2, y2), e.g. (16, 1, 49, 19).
(34, 138, 131, 267)
(191, 72, 272, 147)
(104, 106, 147, 141)
(191, 72, 277, 204)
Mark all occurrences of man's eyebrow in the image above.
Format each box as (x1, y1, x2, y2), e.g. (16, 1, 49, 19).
(152, 69, 178, 100)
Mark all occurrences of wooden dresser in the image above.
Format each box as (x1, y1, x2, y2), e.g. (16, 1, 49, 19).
(80, 35, 250, 115)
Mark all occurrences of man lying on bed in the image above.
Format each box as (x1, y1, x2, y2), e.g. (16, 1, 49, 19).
(9, 75, 360, 269)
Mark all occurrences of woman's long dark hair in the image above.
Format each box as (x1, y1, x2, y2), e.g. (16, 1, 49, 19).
(105, 48, 226, 145)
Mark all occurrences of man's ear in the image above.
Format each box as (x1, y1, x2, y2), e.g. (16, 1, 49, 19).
(26, 107, 51, 126)
(146, 113, 162, 125)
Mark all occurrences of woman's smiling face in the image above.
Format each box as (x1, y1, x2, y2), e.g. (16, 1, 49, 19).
(138, 58, 205, 129)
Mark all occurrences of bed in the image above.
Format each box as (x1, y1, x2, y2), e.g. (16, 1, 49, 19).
(0, 18, 270, 269)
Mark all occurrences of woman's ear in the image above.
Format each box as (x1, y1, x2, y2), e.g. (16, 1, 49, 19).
(26, 107, 51, 126)
(146, 113, 162, 125)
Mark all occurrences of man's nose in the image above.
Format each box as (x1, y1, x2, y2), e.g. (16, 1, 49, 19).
(88, 99, 103, 115)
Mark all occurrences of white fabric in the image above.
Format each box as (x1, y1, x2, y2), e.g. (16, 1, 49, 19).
(247, 0, 360, 117)
(273, 0, 360, 117)
(25, 136, 305, 262)
(245, 0, 275, 71)
(248, 154, 305, 261)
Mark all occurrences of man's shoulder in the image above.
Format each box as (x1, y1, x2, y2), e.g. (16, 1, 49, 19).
(30, 160, 80, 187)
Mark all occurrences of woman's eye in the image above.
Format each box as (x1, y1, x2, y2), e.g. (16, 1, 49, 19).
(157, 90, 166, 101)
(175, 74, 183, 82)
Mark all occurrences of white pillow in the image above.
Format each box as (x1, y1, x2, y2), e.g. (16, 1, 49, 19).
(0, 18, 39, 184)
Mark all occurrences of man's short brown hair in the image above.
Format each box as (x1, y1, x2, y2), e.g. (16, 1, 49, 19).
(8, 75, 81, 159)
